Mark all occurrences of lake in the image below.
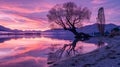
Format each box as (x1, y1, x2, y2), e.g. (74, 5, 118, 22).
(0, 34, 105, 67)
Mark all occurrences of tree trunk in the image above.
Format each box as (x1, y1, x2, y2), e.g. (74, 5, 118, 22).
(67, 28, 91, 40)
(68, 29, 79, 36)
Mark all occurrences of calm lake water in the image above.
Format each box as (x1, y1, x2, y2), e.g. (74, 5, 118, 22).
(0, 34, 104, 67)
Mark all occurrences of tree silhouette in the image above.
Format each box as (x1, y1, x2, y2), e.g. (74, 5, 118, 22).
(97, 7, 105, 36)
(47, 2, 91, 37)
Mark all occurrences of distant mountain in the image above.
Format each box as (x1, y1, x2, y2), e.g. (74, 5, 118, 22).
(0, 25, 23, 32)
(40, 24, 120, 40)
(43, 23, 120, 33)
(0, 25, 12, 31)
(77, 23, 120, 33)
(0, 25, 41, 33)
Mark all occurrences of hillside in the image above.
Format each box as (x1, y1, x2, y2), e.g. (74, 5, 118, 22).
(43, 24, 120, 34)
(0, 25, 41, 33)
(77, 23, 119, 33)
(0, 25, 12, 31)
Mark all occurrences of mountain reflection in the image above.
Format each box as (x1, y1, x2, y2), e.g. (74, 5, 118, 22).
(0, 35, 41, 43)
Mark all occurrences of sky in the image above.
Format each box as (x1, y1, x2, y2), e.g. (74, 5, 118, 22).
(0, 0, 120, 31)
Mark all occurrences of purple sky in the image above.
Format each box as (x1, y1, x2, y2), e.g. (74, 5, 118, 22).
(0, 0, 120, 31)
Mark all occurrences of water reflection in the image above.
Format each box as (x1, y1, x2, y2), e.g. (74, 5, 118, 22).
(0, 35, 104, 67)
(0, 38, 11, 43)
(47, 38, 100, 65)
(0, 35, 71, 67)
(0, 35, 41, 43)
(47, 44, 68, 64)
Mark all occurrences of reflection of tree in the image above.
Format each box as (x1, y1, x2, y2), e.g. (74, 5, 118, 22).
(47, 39, 84, 64)
(66, 38, 79, 56)
(47, 44, 69, 64)
(96, 37, 106, 48)
(97, 40, 105, 48)
(97, 7, 105, 36)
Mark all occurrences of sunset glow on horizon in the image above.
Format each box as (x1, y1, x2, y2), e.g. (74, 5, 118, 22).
(0, 0, 120, 31)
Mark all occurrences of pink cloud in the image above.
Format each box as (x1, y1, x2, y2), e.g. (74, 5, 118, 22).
(92, 0, 107, 4)
(0, 2, 53, 13)
(0, 12, 49, 31)
(0, 1, 55, 31)
(105, 9, 115, 15)
(0, 0, 54, 14)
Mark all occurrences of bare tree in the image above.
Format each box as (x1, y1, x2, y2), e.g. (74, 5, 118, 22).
(47, 2, 91, 37)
